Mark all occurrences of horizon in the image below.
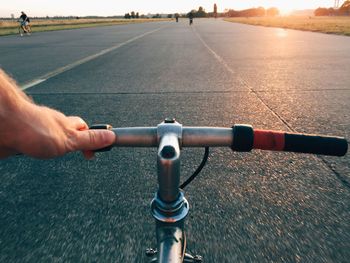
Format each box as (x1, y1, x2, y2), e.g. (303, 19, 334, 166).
(1, 0, 336, 18)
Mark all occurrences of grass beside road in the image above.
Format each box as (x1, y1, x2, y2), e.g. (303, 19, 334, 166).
(0, 18, 170, 36)
(224, 16, 350, 36)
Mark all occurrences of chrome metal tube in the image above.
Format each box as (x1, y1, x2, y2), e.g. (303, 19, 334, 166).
(156, 222, 184, 263)
(112, 127, 157, 147)
(157, 134, 181, 203)
(182, 127, 233, 147)
(111, 127, 233, 148)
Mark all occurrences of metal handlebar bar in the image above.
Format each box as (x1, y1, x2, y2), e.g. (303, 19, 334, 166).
(91, 120, 348, 156)
(109, 127, 233, 147)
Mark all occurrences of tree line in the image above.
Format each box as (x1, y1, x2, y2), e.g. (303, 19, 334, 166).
(315, 0, 350, 16)
(124, 12, 164, 19)
(185, 6, 280, 18)
(225, 7, 279, 17)
(124, 12, 140, 19)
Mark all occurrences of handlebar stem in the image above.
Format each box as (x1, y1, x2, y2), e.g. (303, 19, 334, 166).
(157, 133, 181, 203)
(151, 119, 189, 224)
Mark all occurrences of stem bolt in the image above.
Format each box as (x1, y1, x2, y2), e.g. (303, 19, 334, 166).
(164, 117, 176, 123)
(145, 248, 157, 257)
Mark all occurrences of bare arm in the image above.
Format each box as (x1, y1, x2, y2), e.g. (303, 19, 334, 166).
(0, 69, 115, 159)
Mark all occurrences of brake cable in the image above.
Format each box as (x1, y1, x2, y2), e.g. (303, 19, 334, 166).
(180, 147, 209, 189)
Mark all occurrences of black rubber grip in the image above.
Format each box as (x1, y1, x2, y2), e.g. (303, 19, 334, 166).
(89, 124, 113, 152)
(284, 133, 348, 156)
(231, 124, 254, 152)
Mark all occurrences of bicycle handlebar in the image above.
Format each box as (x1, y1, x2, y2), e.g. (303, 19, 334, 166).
(90, 123, 348, 157)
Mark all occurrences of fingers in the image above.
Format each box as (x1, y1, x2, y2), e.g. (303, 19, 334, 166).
(74, 129, 116, 152)
(67, 116, 115, 159)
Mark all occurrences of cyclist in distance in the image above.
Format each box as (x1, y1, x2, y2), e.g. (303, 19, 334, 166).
(188, 11, 194, 25)
(18, 11, 31, 36)
(0, 69, 116, 159)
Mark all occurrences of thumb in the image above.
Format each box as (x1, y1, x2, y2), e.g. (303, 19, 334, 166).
(73, 129, 115, 151)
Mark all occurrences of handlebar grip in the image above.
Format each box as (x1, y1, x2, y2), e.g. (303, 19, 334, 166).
(253, 129, 348, 156)
(231, 124, 254, 152)
(89, 124, 113, 152)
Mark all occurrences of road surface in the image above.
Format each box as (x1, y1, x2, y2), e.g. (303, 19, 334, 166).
(0, 19, 349, 262)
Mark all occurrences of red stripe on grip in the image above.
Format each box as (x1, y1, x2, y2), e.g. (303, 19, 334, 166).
(253, 130, 285, 151)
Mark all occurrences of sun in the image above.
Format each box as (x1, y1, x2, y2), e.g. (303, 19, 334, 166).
(275, 2, 299, 15)
(278, 8, 293, 15)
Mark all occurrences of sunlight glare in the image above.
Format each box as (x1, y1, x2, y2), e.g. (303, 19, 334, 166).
(275, 2, 301, 15)
(279, 8, 293, 16)
(275, 28, 288, 38)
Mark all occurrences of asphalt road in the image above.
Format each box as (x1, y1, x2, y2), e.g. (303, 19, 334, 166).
(0, 19, 349, 262)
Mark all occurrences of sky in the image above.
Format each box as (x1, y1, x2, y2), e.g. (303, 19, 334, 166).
(1, 0, 336, 17)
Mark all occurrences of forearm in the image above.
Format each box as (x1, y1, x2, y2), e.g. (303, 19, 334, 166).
(0, 70, 31, 113)
(0, 69, 115, 159)
(0, 72, 68, 158)
(0, 71, 30, 154)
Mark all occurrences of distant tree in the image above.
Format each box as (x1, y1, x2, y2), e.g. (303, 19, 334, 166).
(214, 3, 218, 18)
(241, 7, 265, 17)
(314, 1, 349, 16)
(197, 6, 207, 17)
(314, 7, 332, 16)
(152, 14, 161, 18)
(124, 13, 131, 19)
(339, 0, 350, 15)
(266, 7, 279, 17)
(187, 7, 208, 18)
(187, 10, 196, 18)
(131, 11, 135, 18)
(255, 7, 266, 16)
(136, 12, 139, 18)
(225, 7, 266, 17)
(328, 7, 336, 15)
(226, 9, 239, 17)
(167, 14, 173, 18)
(341, 0, 350, 8)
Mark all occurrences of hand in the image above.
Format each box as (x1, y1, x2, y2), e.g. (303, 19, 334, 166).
(0, 69, 115, 159)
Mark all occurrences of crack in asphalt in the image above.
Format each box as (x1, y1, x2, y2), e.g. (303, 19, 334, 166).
(192, 25, 350, 190)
